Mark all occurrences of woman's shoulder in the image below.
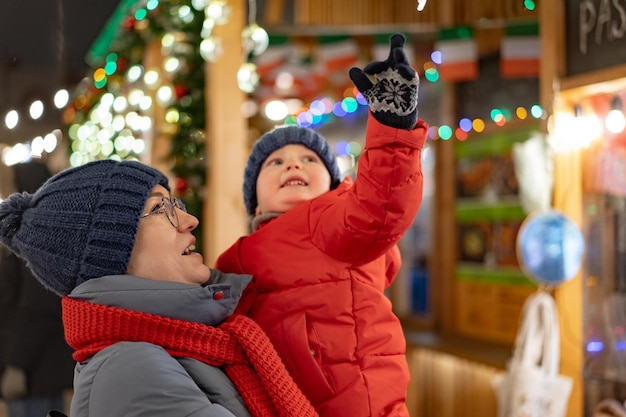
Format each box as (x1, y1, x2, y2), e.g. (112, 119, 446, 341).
(73, 342, 242, 416)
(77, 342, 178, 381)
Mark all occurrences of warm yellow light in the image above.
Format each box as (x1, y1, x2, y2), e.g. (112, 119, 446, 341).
(472, 118, 485, 132)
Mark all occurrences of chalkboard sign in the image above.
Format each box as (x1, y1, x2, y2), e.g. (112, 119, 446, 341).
(566, 0, 626, 77)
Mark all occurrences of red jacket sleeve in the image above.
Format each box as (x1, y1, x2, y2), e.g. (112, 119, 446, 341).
(385, 244, 402, 287)
(309, 112, 428, 265)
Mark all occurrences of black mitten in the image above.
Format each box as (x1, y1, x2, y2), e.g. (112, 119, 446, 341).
(349, 33, 419, 130)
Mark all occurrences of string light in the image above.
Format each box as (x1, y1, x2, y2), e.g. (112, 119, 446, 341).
(524, 0, 536, 11)
(29, 100, 44, 120)
(606, 95, 626, 134)
(548, 93, 626, 153)
(5, 110, 19, 130)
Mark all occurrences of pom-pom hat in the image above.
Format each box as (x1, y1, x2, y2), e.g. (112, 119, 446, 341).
(243, 125, 341, 216)
(0, 160, 170, 296)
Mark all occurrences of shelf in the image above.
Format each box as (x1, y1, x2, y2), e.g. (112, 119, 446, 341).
(455, 199, 526, 223)
(404, 329, 511, 369)
(455, 120, 540, 159)
(456, 262, 535, 287)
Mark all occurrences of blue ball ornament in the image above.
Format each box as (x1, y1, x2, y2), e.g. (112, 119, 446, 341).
(516, 210, 585, 286)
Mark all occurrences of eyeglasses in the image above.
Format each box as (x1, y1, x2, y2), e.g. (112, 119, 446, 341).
(140, 197, 187, 228)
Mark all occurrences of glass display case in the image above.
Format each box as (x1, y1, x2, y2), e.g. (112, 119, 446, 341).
(581, 136, 626, 415)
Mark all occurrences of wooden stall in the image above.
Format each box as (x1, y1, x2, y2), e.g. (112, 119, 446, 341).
(550, 0, 626, 416)
(67, 1, 587, 416)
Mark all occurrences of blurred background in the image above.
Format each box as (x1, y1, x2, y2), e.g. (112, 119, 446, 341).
(3, 1, 626, 417)
(0, 0, 118, 146)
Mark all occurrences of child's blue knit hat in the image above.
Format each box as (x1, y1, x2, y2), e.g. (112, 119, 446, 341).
(243, 125, 341, 216)
(0, 159, 170, 296)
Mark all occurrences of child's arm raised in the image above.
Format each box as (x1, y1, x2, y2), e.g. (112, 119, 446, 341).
(310, 34, 428, 264)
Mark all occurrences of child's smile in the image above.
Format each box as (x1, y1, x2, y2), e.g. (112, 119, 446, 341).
(255, 144, 332, 214)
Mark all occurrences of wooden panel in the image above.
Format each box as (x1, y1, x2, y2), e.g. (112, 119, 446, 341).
(261, 0, 535, 32)
(454, 280, 534, 344)
(285, 0, 441, 25)
(263, 0, 286, 25)
(553, 151, 584, 417)
(407, 347, 499, 417)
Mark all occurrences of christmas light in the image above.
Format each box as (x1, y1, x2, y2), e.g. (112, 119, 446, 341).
(29, 100, 44, 120)
(5, 110, 18, 130)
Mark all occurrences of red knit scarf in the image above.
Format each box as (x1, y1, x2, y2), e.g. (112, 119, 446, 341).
(62, 297, 318, 417)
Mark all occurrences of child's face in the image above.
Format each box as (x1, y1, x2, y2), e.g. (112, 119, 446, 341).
(255, 144, 331, 215)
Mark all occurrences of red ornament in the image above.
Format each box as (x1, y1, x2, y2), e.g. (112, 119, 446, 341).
(122, 16, 136, 31)
(116, 58, 128, 73)
(174, 84, 189, 99)
(175, 177, 188, 193)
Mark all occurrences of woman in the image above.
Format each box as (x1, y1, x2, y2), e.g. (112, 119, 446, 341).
(0, 159, 317, 417)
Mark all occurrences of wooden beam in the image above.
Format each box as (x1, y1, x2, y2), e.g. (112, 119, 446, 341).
(559, 64, 626, 99)
(204, 0, 248, 265)
(432, 0, 457, 335)
(543, 1, 584, 416)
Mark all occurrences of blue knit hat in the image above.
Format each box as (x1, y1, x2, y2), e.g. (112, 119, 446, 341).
(0, 159, 170, 296)
(243, 125, 341, 215)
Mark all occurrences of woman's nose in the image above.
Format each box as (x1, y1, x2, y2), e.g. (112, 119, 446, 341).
(177, 210, 199, 231)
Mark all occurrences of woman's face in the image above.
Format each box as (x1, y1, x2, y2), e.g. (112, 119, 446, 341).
(127, 185, 210, 285)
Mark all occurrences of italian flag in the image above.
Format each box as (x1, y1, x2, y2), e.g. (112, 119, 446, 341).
(434, 27, 478, 82)
(316, 36, 360, 73)
(500, 22, 540, 78)
(253, 36, 295, 79)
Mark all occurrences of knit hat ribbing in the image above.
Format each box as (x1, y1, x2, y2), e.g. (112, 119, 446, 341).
(243, 125, 341, 215)
(0, 160, 170, 296)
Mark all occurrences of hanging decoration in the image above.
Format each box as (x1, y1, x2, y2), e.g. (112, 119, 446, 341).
(196, 0, 231, 62)
(6, 17, 558, 172)
(237, 0, 269, 93)
(516, 209, 585, 286)
(512, 132, 553, 215)
(500, 22, 540, 78)
(433, 26, 479, 82)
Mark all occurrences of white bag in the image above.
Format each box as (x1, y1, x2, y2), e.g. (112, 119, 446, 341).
(492, 292, 573, 417)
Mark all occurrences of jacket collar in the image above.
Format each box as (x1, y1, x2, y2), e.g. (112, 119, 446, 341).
(69, 270, 251, 326)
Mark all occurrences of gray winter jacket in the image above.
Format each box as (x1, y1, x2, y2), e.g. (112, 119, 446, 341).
(66, 269, 253, 417)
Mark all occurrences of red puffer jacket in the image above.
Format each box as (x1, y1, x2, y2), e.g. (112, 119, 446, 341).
(215, 114, 428, 417)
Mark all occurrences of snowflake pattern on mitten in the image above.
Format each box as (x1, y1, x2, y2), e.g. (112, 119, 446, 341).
(349, 33, 419, 130)
(362, 67, 419, 118)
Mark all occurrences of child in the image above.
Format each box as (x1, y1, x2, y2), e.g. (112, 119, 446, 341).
(0, 159, 317, 417)
(215, 34, 428, 417)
